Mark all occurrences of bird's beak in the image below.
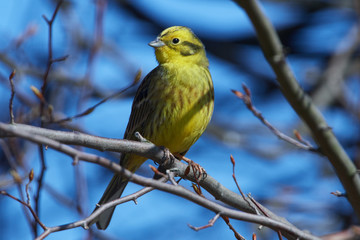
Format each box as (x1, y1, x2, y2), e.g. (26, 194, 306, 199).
(148, 37, 165, 48)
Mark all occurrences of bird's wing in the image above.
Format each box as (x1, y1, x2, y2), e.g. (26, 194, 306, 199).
(123, 66, 160, 140)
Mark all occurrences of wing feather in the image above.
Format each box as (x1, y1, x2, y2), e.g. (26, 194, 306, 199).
(123, 67, 160, 140)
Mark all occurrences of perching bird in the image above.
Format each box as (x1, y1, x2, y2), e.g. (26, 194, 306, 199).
(93, 26, 214, 230)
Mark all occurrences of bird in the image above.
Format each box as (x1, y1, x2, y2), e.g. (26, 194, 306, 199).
(92, 26, 214, 230)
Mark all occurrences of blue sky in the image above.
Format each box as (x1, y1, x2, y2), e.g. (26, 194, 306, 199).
(0, 0, 358, 239)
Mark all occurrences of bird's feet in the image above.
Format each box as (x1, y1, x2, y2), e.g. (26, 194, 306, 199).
(174, 153, 207, 182)
(159, 146, 176, 167)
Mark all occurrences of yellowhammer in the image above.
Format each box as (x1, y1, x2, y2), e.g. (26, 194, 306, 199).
(93, 26, 214, 229)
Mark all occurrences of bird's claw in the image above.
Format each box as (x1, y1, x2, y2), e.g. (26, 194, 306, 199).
(186, 160, 207, 182)
(175, 153, 207, 182)
(160, 146, 175, 167)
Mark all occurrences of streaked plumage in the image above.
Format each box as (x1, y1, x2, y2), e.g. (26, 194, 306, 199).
(93, 26, 214, 230)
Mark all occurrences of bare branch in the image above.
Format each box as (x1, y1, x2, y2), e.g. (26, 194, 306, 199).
(25, 169, 34, 205)
(188, 213, 221, 231)
(13, 23, 38, 48)
(8, 70, 16, 124)
(233, 0, 360, 218)
(230, 155, 246, 199)
(0, 190, 47, 230)
(51, 55, 69, 63)
(0, 122, 320, 240)
(41, 0, 64, 101)
(221, 216, 246, 240)
(0, 122, 253, 212)
(54, 70, 140, 124)
(230, 155, 259, 215)
(35, 1, 65, 234)
(232, 85, 318, 152)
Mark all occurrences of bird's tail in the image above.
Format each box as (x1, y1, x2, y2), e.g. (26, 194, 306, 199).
(91, 174, 128, 230)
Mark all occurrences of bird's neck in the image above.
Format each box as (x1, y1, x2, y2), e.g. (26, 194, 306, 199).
(155, 50, 209, 68)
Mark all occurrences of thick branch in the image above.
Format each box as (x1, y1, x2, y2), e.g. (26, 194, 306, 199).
(0, 122, 315, 240)
(0, 122, 320, 240)
(0, 123, 252, 211)
(233, 0, 360, 218)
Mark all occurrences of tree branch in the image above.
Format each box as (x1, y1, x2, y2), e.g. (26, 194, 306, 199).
(36, 179, 166, 240)
(233, 0, 360, 218)
(35, 1, 65, 235)
(8, 70, 16, 124)
(232, 85, 318, 152)
(0, 122, 319, 240)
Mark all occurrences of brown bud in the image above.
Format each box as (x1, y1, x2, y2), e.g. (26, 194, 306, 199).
(231, 89, 244, 99)
(149, 165, 158, 173)
(9, 70, 16, 80)
(242, 84, 251, 97)
(10, 170, 22, 183)
(191, 183, 201, 195)
(230, 155, 235, 166)
(30, 85, 45, 102)
(252, 233, 257, 240)
(29, 169, 34, 182)
(133, 69, 142, 84)
(293, 129, 302, 141)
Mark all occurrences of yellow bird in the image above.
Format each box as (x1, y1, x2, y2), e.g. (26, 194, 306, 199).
(93, 26, 214, 230)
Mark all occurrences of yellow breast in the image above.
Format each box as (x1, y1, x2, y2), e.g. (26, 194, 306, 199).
(150, 63, 214, 154)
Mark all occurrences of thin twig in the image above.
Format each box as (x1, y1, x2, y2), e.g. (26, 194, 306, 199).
(0, 190, 47, 230)
(13, 23, 38, 48)
(277, 230, 284, 240)
(36, 1, 64, 235)
(248, 194, 283, 239)
(230, 155, 246, 199)
(189, 155, 247, 238)
(221, 216, 246, 240)
(84, 0, 106, 81)
(0, 139, 35, 233)
(54, 70, 140, 124)
(36, 179, 166, 240)
(230, 155, 258, 214)
(8, 70, 16, 124)
(40, 0, 64, 105)
(25, 169, 34, 205)
(188, 213, 221, 231)
(51, 55, 69, 63)
(190, 210, 246, 240)
(75, 0, 107, 115)
(34, 146, 46, 234)
(232, 85, 318, 152)
(166, 169, 179, 186)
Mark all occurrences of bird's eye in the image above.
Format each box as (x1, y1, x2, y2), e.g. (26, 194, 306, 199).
(172, 38, 180, 44)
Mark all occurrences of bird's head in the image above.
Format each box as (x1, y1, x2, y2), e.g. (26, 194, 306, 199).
(149, 26, 208, 67)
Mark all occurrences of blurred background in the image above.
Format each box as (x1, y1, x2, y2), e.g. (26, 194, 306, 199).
(0, 0, 359, 239)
